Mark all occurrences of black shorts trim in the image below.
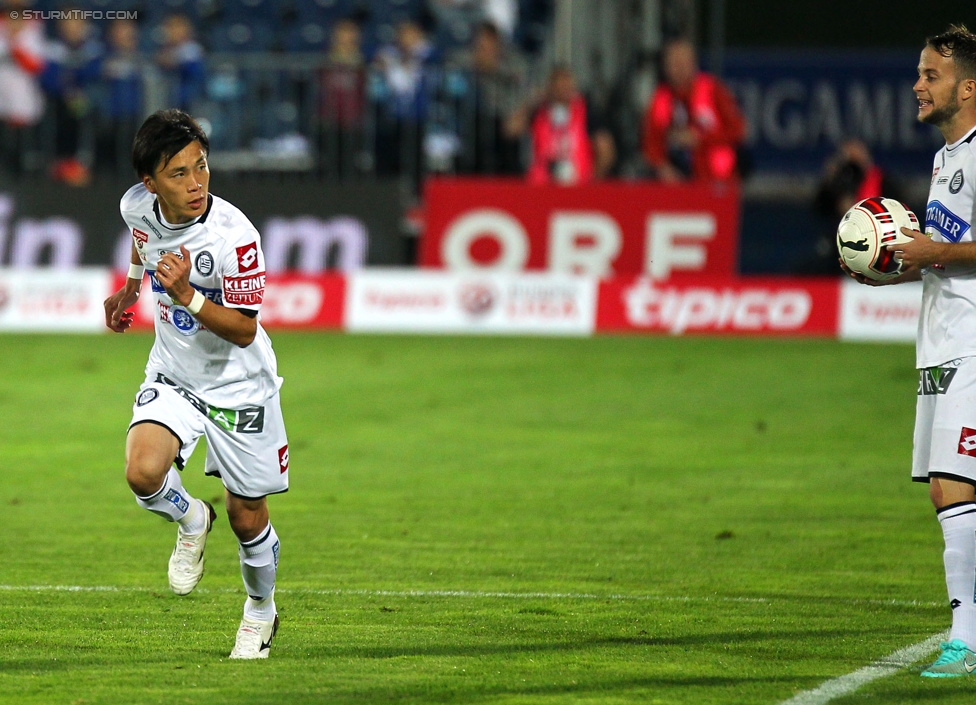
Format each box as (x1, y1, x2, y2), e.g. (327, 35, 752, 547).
(205, 470, 289, 501)
(127, 420, 186, 470)
(225, 487, 290, 502)
(928, 472, 976, 487)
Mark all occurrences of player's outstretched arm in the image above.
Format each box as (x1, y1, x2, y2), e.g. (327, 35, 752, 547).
(104, 244, 142, 332)
(156, 245, 257, 347)
(890, 227, 976, 269)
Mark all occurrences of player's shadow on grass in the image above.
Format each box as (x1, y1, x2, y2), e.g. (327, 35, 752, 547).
(300, 674, 827, 704)
(319, 627, 869, 660)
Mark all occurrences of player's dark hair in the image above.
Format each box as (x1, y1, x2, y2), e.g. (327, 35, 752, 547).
(927, 24, 976, 81)
(131, 109, 210, 178)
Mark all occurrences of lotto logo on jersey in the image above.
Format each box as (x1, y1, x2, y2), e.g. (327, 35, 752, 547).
(236, 243, 259, 272)
(959, 428, 976, 457)
(224, 273, 266, 306)
(278, 445, 289, 474)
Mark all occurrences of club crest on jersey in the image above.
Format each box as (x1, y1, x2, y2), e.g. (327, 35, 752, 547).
(926, 200, 971, 243)
(950, 169, 965, 194)
(236, 243, 259, 272)
(136, 388, 158, 406)
(171, 307, 199, 335)
(163, 305, 201, 336)
(195, 250, 214, 276)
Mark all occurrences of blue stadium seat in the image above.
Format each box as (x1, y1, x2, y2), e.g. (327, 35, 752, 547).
(218, 0, 281, 23)
(368, 0, 425, 26)
(209, 20, 277, 52)
(282, 22, 328, 52)
(298, 0, 355, 21)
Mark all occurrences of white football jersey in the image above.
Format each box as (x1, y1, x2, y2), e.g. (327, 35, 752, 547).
(120, 183, 282, 408)
(917, 125, 976, 368)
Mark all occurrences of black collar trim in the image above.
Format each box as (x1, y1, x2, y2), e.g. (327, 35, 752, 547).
(153, 194, 213, 231)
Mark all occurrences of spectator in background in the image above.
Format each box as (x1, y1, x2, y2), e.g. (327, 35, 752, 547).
(156, 14, 205, 113)
(42, 13, 102, 186)
(450, 21, 525, 175)
(372, 16, 440, 181)
(427, 0, 518, 43)
(642, 37, 745, 183)
(798, 138, 905, 274)
(524, 65, 615, 185)
(96, 18, 144, 176)
(0, 0, 45, 175)
(318, 16, 366, 179)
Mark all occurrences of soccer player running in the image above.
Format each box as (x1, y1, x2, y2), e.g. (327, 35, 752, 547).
(103, 109, 288, 659)
(843, 25, 976, 677)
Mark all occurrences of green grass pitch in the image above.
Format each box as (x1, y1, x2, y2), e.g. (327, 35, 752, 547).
(0, 331, 972, 703)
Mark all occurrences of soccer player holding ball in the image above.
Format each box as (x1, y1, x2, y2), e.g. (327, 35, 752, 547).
(103, 110, 288, 659)
(842, 25, 976, 677)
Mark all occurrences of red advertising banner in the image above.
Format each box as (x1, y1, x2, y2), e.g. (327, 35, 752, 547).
(109, 273, 345, 330)
(420, 178, 741, 279)
(596, 277, 840, 336)
(96, 270, 851, 339)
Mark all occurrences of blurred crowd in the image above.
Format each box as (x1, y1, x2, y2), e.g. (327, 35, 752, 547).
(0, 1, 206, 185)
(0, 0, 755, 191)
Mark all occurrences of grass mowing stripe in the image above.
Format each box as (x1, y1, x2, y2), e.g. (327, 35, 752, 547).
(0, 584, 942, 609)
(777, 631, 947, 705)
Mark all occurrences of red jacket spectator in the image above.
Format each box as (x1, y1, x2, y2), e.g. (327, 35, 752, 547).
(0, 9, 45, 126)
(642, 39, 745, 182)
(528, 94, 594, 185)
(527, 66, 600, 185)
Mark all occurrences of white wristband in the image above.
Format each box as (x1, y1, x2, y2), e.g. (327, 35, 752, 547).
(127, 263, 145, 280)
(186, 290, 206, 315)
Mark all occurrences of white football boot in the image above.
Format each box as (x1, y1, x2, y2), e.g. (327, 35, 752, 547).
(167, 500, 216, 595)
(229, 613, 280, 659)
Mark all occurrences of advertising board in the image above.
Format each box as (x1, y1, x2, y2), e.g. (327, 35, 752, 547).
(420, 179, 740, 279)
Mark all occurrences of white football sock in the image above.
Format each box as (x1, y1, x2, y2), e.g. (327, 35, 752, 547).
(243, 593, 277, 623)
(239, 523, 279, 620)
(938, 502, 976, 649)
(179, 497, 208, 535)
(135, 467, 200, 529)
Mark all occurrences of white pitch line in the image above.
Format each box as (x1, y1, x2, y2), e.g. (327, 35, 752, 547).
(0, 584, 942, 609)
(777, 631, 947, 705)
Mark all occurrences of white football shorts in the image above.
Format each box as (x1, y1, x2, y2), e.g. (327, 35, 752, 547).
(914, 356, 976, 485)
(129, 375, 290, 499)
